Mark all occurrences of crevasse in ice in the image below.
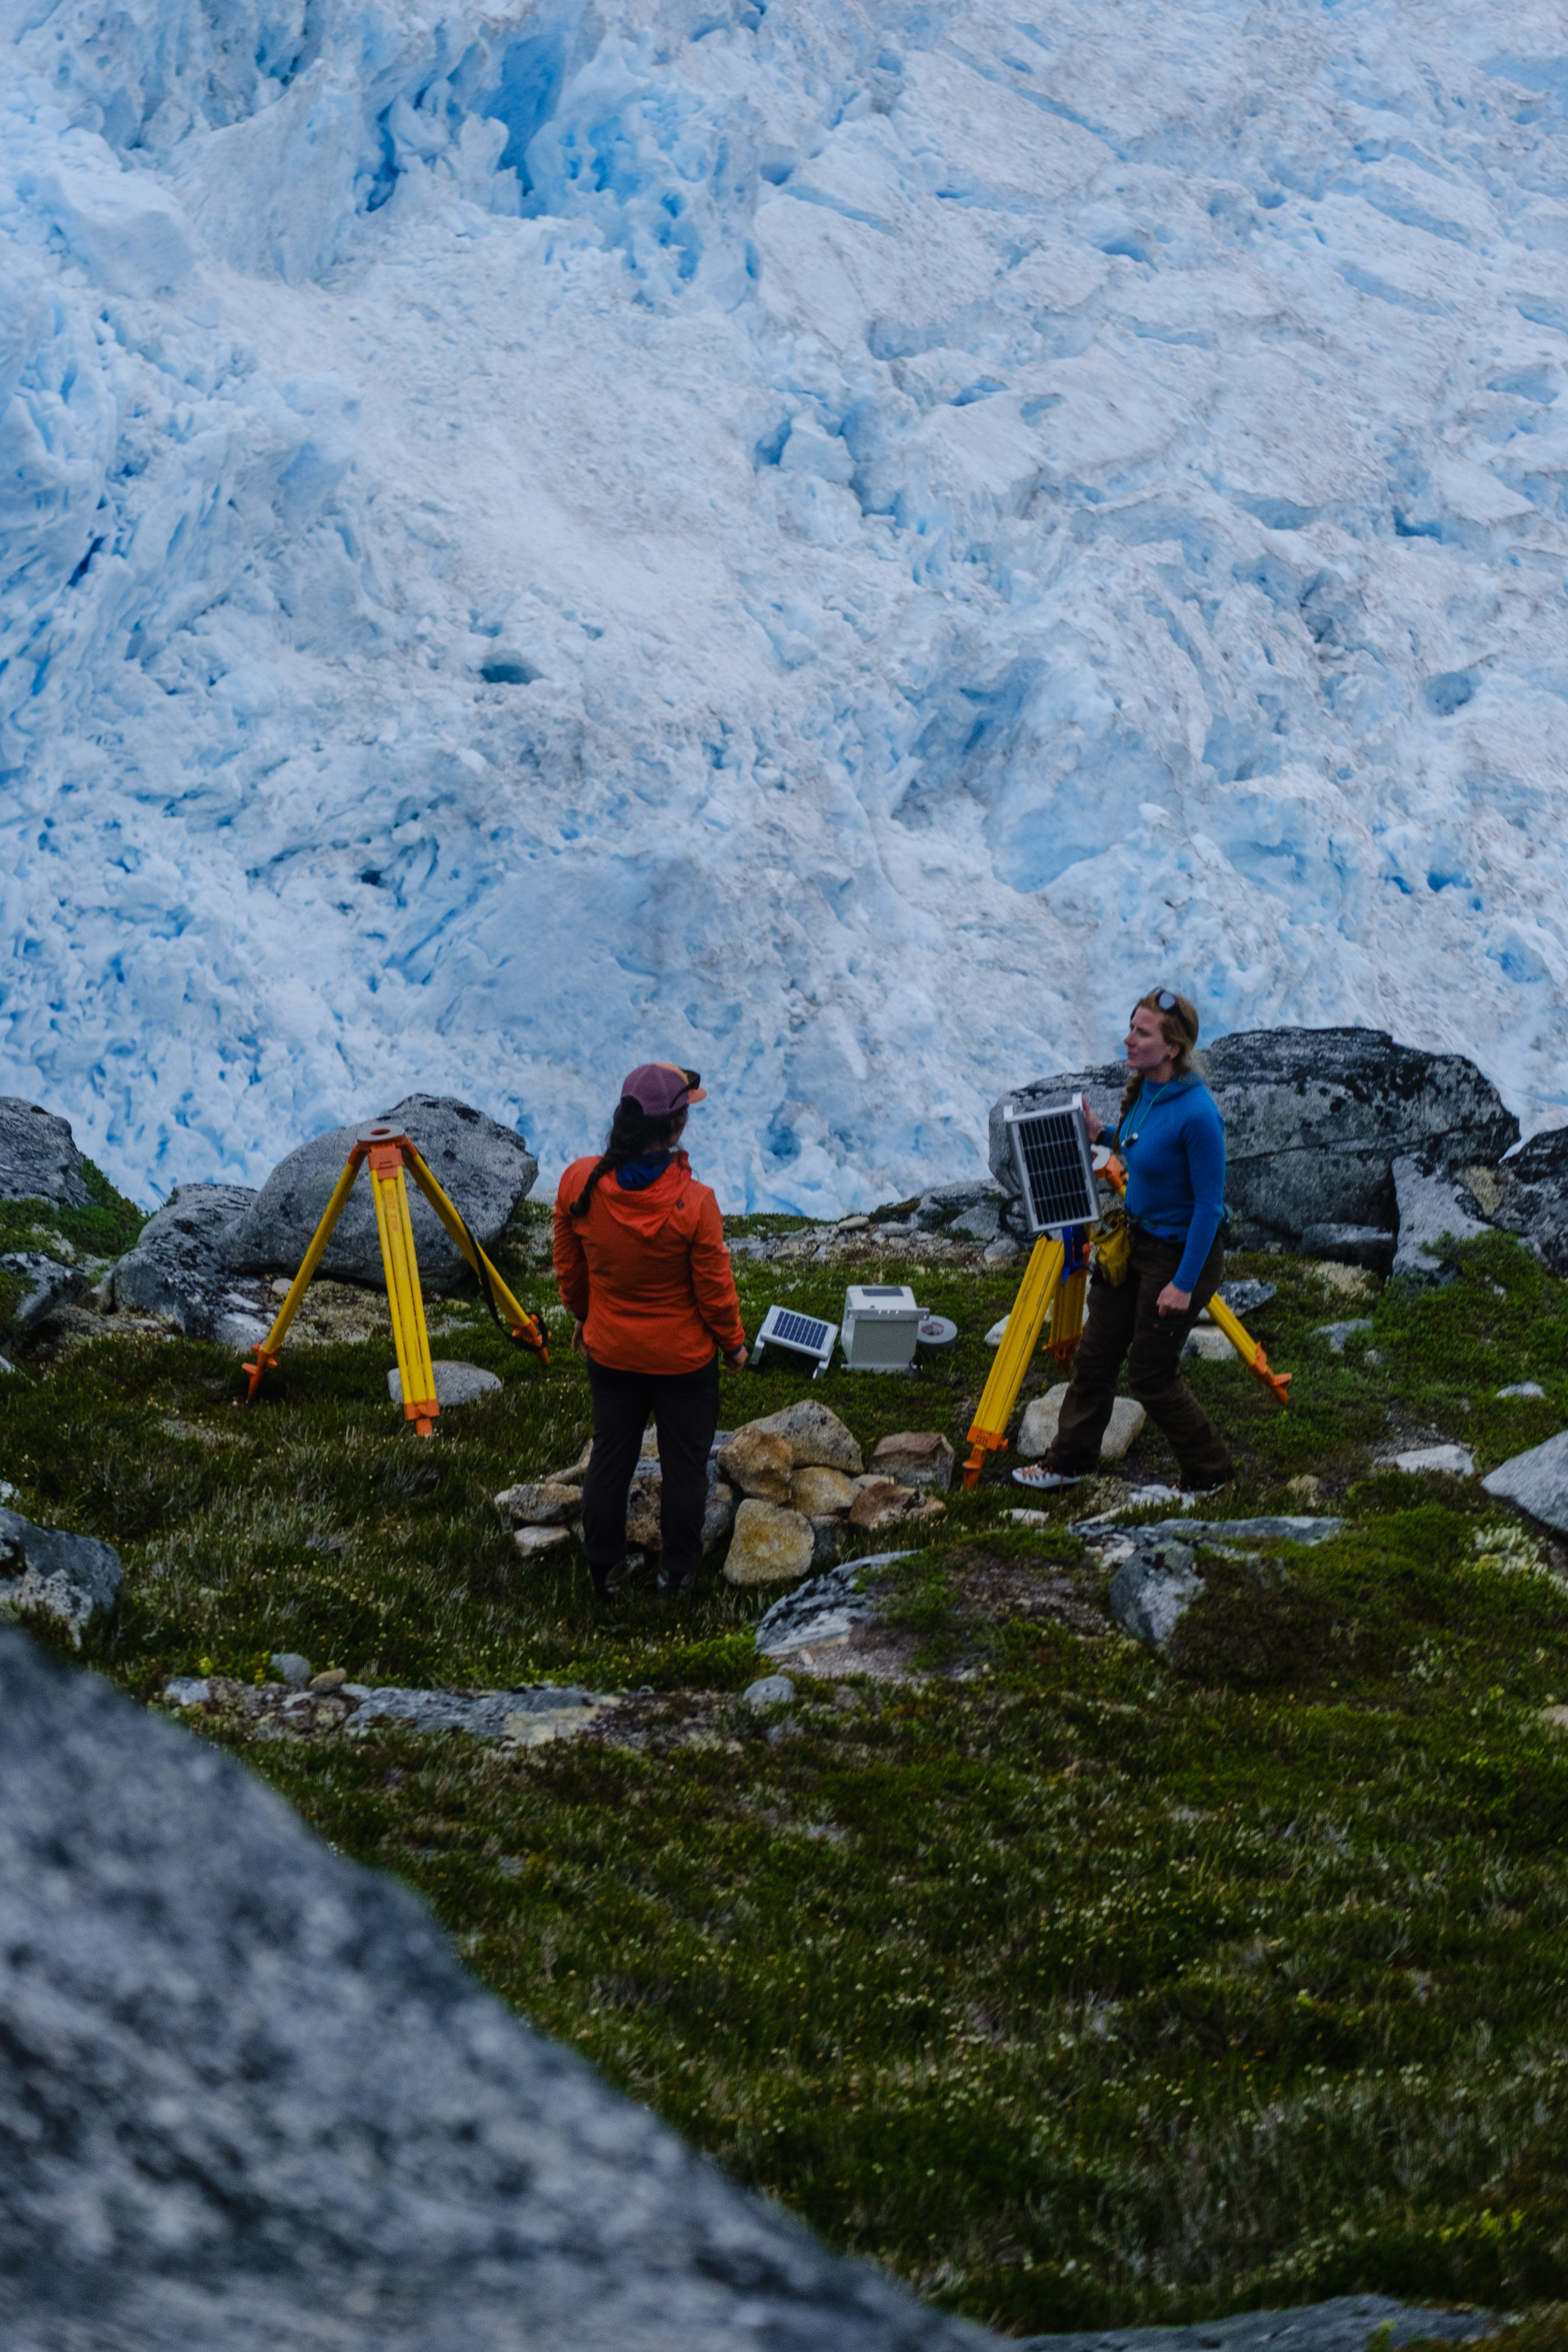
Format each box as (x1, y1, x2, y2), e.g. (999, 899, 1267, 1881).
(2, 0, 1566, 1210)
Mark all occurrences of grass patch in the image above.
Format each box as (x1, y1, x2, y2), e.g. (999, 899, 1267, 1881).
(6, 1232, 1568, 2332)
(0, 1162, 148, 1265)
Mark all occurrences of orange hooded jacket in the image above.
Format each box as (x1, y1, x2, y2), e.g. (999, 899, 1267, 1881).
(553, 1149, 746, 1375)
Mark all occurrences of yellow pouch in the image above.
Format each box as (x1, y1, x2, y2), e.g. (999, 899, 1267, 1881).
(1093, 1206, 1132, 1286)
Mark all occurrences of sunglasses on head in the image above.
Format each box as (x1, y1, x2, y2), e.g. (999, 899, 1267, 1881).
(1153, 990, 1177, 1011)
(680, 1068, 701, 1092)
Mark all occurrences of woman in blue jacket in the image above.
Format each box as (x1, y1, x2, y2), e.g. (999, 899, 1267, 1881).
(1015, 988, 1234, 1496)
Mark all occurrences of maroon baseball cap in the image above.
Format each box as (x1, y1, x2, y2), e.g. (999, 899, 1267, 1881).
(620, 1062, 707, 1116)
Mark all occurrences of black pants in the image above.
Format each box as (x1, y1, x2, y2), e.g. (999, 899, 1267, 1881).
(580, 1353, 720, 1587)
(1048, 1227, 1233, 1488)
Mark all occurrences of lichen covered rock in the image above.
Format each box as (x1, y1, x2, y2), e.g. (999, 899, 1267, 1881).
(723, 1499, 815, 1585)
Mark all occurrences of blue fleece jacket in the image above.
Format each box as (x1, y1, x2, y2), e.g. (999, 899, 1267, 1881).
(1116, 1074, 1226, 1294)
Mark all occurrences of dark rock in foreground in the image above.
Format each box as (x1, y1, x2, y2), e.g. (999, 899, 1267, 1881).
(226, 1094, 537, 1292)
(0, 1096, 93, 1208)
(0, 1632, 986, 2352)
(991, 1029, 1517, 1246)
(109, 1181, 259, 1336)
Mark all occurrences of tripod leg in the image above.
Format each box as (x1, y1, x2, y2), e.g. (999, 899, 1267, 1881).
(243, 1145, 367, 1400)
(962, 1236, 1064, 1488)
(401, 1147, 549, 1358)
(1046, 1227, 1091, 1370)
(1049, 1269, 1089, 1368)
(1208, 1295, 1291, 1406)
(369, 1145, 439, 1435)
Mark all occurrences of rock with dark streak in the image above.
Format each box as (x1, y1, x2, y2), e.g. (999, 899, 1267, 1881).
(0, 1631, 989, 2352)
(0, 1097, 93, 1208)
(225, 1095, 537, 1292)
(990, 1030, 1517, 1246)
(109, 1182, 259, 1335)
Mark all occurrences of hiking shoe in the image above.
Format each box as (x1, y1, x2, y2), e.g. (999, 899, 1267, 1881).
(656, 1560, 699, 1598)
(589, 1550, 651, 1600)
(1011, 1464, 1085, 1492)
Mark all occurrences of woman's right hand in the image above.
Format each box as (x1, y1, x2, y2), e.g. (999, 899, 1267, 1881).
(570, 1317, 588, 1357)
(723, 1344, 748, 1372)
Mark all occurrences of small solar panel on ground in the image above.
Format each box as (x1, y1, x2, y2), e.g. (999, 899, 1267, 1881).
(753, 1303, 838, 1377)
(772, 1310, 831, 1349)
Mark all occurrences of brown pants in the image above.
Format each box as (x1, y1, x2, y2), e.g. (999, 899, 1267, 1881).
(1047, 1227, 1233, 1488)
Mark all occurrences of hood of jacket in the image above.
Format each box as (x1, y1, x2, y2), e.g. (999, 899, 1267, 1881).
(590, 1149, 697, 1239)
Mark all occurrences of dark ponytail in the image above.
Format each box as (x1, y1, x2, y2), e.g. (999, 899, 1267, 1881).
(570, 1098, 686, 1217)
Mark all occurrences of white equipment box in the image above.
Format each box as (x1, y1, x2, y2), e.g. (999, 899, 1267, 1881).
(841, 1284, 922, 1372)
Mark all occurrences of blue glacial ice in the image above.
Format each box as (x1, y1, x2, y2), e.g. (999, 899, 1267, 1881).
(2, 0, 1568, 1211)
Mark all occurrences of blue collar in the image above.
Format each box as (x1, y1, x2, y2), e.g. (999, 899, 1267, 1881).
(1121, 1071, 1197, 1145)
(615, 1150, 674, 1192)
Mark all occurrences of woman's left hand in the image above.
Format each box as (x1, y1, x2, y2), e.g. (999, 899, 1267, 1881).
(570, 1317, 588, 1356)
(1156, 1283, 1191, 1319)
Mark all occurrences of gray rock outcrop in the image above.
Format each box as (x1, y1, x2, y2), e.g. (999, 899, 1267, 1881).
(226, 1096, 537, 1293)
(1485, 1127, 1568, 1276)
(1481, 1431, 1568, 1537)
(0, 1250, 88, 1330)
(0, 1631, 988, 2352)
(991, 1029, 1517, 1246)
(1084, 1516, 1344, 1657)
(0, 1097, 93, 1208)
(1109, 1538, 1206, 1651)
(0, 1513, 121, 1643)
(1391, 1156, 1491, 1282)
(754, 1554, 916, 1660)
(911, 1182, 1007, 1240)
(109, 1182, 260, 1335)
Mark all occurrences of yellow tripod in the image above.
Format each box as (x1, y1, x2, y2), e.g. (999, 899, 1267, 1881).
(962, 1228, 1090, 1488)
(242, 1123, 549, 1435)
(961, 1166, 1291, 1489)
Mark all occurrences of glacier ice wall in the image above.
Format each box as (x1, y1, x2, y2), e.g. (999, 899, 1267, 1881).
(2, 0, 1567, 1209)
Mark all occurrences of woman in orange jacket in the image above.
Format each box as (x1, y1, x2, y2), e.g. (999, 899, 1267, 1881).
(553, 1063, 748, 1600)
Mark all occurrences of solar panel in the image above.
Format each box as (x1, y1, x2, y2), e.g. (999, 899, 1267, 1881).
(752, 1303, 839, 1378)
(1005, 1100, 1099, 1234)
(772, 1309, 832, 1349)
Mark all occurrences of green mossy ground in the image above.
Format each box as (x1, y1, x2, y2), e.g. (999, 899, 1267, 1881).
(6, 1205, 1568, 2337)
(0, 1163, 147, 1337)
(0, 1164, 147, 1268)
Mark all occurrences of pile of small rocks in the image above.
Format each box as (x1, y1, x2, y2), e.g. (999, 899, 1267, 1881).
(496, 1403, 955, 1587)
(718, 1406, 951, 1585)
